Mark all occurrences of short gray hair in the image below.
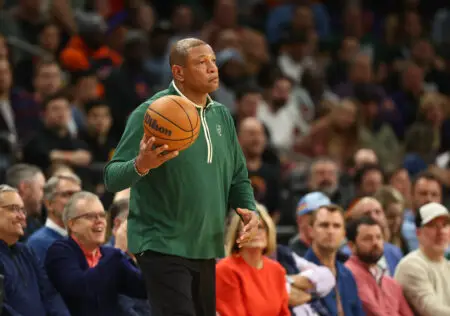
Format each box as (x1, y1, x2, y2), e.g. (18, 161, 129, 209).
(44, 174, 82, 201)
(5, 164, 42, 188)
(169, 37, 207, 67)
(62, 191, 99, 228)
(0, 184, 18, 203)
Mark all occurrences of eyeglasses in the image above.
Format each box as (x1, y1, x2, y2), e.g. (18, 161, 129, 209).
(70, 212, 106, 222)
(0, 204, 26, 215)
(54, 190, 80, 199)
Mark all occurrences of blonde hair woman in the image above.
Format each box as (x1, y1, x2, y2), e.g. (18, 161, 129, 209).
(216, 204, 290, 316)
(374, 186, 409, 254)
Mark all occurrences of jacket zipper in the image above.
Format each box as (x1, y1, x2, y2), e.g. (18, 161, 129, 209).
(200, 108, 213, 163)
(171, 81, 214, 163)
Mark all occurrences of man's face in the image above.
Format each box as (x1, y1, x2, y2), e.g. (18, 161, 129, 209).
(360, 170, 383, 196)
(87, 105, 112, 136)
(34, 64, 62, 97)
(39, 24, 60, 52)
(418, 216, 450, 256)
(309, 162, 338, 196)
(238, 120, 266, 157)
(0, 191, 26, 241)
(412, 178, 442, 211)
(0, 59, 12, 94)
(178, 44, 219, 94)
(44, 98, 71, 128)
(271, 78, 292, 108)
(311, 208, 345, 253)
(389, 169, 411, 198)
(69, 198, 107, 248)
(237, 92, 261, 118)
(46, 178, 81, 220)
(21, 172, 45, 216)
(76, 76, 98, 103)
(353, 224, 384, 264)
(351, 200, 387, 234)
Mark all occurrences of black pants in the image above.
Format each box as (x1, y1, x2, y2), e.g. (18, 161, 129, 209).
(136, 250, 216, 316)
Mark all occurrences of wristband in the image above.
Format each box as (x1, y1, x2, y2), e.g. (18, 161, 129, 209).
(134, 158, 149, 177)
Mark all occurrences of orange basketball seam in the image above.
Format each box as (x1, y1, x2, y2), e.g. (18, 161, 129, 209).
(144, 125, 200, 141)
(167, 96, 195, 145)
(147, 107, 191, 132)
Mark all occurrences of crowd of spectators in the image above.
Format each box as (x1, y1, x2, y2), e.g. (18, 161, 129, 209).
(0, 0, 450, 315)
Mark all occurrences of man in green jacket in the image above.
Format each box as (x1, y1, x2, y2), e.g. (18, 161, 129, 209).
(104, 38, 259, 316)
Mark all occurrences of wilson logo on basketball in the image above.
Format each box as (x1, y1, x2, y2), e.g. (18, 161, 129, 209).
(144, 113, 173, 137)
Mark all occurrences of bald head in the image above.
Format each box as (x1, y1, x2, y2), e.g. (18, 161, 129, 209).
(238, 117, 264, 135)
(349, 197, 389, 239)
(354, 149, 378, 169)
(169, 38, 207, 67)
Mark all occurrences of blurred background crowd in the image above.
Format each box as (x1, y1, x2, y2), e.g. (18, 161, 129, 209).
(0, 0, 450, 315)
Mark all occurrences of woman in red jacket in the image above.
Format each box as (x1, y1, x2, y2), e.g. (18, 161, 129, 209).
(216, 204, 290, 316)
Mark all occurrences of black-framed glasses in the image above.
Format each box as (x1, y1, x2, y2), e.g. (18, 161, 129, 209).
(54, 190, 80, 199)
(0, 204, 26, 215)
(70, 212, 107, 222)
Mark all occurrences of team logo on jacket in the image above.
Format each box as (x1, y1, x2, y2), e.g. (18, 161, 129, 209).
(216, 124, 222, 136)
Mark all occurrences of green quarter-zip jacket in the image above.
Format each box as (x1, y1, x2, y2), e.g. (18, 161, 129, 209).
(104, 81, 256, 259)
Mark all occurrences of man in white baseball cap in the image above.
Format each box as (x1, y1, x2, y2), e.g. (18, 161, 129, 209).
(394, 202, 450, 316)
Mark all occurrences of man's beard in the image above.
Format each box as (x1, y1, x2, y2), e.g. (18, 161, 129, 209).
(317, 181, 337, 196)
(356, 247, 383, 265)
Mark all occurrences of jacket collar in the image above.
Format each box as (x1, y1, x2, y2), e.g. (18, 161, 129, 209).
(168, 80, 214, 109)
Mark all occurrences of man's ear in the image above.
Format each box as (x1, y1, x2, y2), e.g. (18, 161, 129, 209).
(172, 65, 184, 82)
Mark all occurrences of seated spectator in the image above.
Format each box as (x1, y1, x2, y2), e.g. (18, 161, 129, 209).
(345, 216, 414, 316)
(290, 191, 349, 262)
(345, 197, 403, 275)
(5, 164, 46, 240)
(106, 198, 152, 316)
(216, 203, 290, 316)
(27, 174, 82, 262)
(0, 58, 41, 146)
(238, 118, 281, 217)
(353, 164, 384, 198)
(395, 202, 450, 316)
(274, 244, 335, 315)
(107, 198, 129, 247)
(45, 191, 147, 316)
(403, 172, 443, 252)
(78, 100, 117, 163)
(22, 91, 92, 173)
(105, 30, 157, 138)
(374, 186, 410, 254)
(304, 204, 365, 316)
(0, 184, 69, 315)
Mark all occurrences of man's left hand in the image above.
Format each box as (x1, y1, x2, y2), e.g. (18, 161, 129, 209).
(236, 208, 259, 247)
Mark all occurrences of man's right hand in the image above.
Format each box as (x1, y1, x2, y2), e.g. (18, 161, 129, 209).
(135, 135, 179, 174)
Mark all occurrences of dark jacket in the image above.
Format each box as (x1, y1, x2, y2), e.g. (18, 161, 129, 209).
(304, 248, 365, 316)
(45, 237, 147, 316)
(0, 240, 69, 316)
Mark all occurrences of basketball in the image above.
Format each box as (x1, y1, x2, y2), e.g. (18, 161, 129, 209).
(143, 95, 201, 152)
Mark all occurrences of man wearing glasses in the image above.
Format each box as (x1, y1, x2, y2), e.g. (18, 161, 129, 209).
(27, 173, 82, 262)
(0, 184, 69, 315)
(45, 191, 147, 316)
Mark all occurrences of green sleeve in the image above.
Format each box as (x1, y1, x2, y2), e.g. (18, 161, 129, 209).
(104, 104, 147, 193)
(226, 111, 257, 212)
